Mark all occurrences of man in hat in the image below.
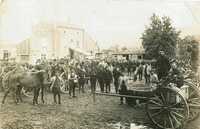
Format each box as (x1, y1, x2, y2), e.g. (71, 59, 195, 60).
(156, 51, 171, 80)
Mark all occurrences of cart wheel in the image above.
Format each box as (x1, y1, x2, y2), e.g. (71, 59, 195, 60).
(184, 81, 200, 121)
(59, 73, 69, 94)
(21, 87, 32, 97)
(60, 80, 68, 94)
(146, 86, 189, 129)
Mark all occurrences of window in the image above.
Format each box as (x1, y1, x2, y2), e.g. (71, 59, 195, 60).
(3, 50, 9, 60)
(21, 55, 29, 61)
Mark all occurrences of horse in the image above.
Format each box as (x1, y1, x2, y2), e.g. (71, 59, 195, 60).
(2, 68, 49, 105)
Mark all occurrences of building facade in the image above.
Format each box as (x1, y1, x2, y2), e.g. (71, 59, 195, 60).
(0, 41, 17, 62)
(16, 39, 30, 63)
(16, 22, 99, 64)
(55, 25, 85, 58)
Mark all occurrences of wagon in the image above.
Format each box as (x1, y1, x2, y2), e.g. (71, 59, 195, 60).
(93, 77, 200, 129)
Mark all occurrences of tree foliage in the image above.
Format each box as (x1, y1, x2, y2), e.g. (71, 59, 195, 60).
(141, 14, 180, 59)
(178, 36, 199, 72)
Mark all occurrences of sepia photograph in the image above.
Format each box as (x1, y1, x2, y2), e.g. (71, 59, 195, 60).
(0, 0, 200, 129)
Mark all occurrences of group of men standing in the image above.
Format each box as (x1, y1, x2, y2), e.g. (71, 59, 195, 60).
(0, 50, 184, 105)
(46, 59, 128, 104)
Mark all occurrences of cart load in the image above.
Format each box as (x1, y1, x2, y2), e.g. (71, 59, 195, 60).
(94, 77, 200, 129)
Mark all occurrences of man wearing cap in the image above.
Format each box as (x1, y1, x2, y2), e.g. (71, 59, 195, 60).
(156, 51, 171, 80)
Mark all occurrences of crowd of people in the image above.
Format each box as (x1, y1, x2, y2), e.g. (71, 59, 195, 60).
(0, 50, 185, 105)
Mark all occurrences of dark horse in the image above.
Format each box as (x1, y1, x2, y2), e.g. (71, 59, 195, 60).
(2, 68, 48, 105)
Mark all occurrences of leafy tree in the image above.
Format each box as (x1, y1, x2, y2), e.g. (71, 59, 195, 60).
(141, 14, 180, 59)
(178, 36, 199, 72)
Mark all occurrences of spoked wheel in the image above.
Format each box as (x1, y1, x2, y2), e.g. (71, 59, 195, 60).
(59, 73, 69, 94)
(21, 87, 33, 97)
(184, 81, 200, 121)
(146, 86, 189, 129)
(60, 79, 68, 94)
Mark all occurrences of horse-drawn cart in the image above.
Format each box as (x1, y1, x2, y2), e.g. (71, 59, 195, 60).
(94, 78, 200, 129)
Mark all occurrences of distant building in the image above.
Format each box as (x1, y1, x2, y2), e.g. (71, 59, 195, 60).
(55, 25, 85, 58)
(112, 50, 145, 61)
(96, 47, 145, 62)
(16, 22, 99, 64)
(0, 41, 17, 62)
(55, 25, 99, 58)
(16, 39, 30, 63)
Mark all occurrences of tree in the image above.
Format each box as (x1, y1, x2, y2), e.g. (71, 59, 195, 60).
(141, 14, 180, 59)
(178, 36, 199, 72)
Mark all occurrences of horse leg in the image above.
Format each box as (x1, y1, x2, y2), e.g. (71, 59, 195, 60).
(66, 81, 69, 91)
(33, 88, 37, 105)
(41, 87, 44, 104)
(78, 83, 81, 94)
(15, 89, 19, 103)
(2, 88, 10, 104)
(17, 85, 23, 103)
(12, 88, 18, 104)
(19, 87, 23, 103)
(35, 88, 40, 104)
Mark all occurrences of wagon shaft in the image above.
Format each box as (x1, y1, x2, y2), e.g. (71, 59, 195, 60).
(95, 92, 149, 100)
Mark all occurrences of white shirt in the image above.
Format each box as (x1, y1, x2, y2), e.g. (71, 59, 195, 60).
(146, 65, 152, 75)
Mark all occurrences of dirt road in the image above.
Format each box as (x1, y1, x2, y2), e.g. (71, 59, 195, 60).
(0, 91, 199, 129)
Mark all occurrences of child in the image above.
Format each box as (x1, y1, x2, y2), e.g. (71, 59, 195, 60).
(50, 71, 62, 104)
(68, 70, 78, 98)
(150, 69, 159, 90)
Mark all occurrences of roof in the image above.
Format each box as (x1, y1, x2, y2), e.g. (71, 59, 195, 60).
(112, 51, 145, 55)
(69, 46, 90, 56)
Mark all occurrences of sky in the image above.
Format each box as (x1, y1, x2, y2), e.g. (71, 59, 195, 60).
(0, 0, 200, 48)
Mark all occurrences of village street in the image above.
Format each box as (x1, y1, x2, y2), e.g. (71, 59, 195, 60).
(0, 82, 200, 129)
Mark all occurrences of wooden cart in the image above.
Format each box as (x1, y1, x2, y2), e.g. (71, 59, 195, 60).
(94, 79, 200, 129)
